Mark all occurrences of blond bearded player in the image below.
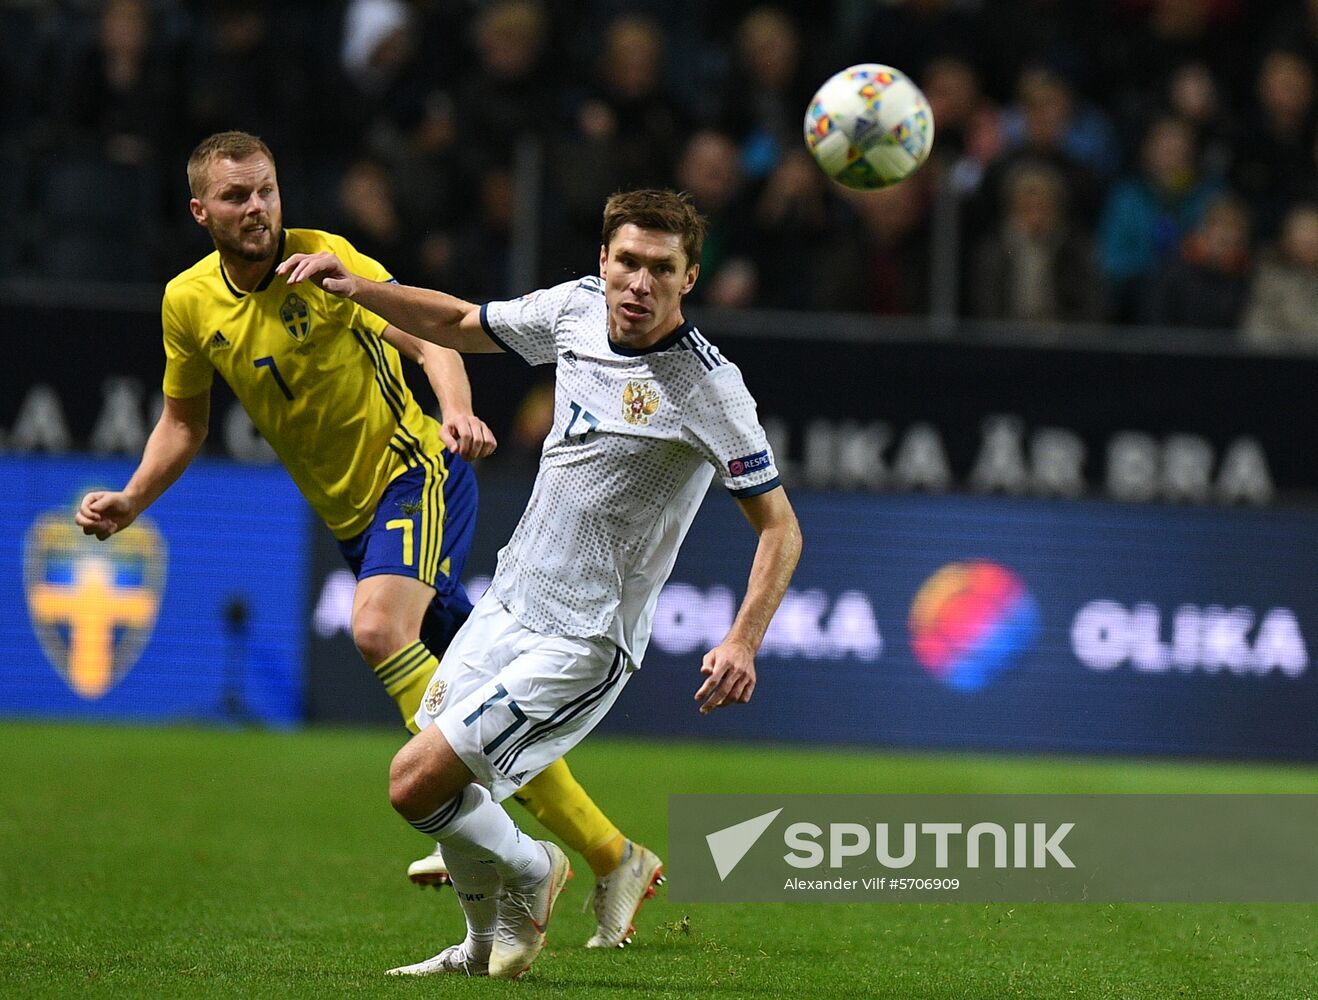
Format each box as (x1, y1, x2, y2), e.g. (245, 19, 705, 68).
(74, 131, 663, 958)
(281, 188, 802, 980)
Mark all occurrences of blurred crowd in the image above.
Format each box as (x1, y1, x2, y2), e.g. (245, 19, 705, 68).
(5, 0, 1318, 344)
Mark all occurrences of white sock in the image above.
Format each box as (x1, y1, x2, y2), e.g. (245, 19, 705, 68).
(412, 784, 550, 887)
(440, 848, 499, 958)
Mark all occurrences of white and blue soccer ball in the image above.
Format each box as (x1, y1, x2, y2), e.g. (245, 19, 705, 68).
(803, 63, 935, 191)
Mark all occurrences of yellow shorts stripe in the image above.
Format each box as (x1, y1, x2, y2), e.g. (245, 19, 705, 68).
(356, 329, 450, 587)
(420, 451, 449, 583)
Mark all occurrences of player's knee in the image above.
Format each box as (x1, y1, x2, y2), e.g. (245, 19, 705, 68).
(388, 748, 430, 818)
(352, 611, 412, 667)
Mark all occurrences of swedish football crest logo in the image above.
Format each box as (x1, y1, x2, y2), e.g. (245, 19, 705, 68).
(23, 505, 167, 699)
(279, 292, 311, 342)
(622, 379, 661, 426)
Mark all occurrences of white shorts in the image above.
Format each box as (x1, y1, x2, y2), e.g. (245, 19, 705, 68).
(413, 591, 632, 802)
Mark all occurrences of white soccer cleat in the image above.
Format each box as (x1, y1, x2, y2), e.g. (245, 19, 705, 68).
(488, 841, 572, 980)
(585, 841, 665, 949)
(407, 843, 453, 889)
(385, 942, 489, 977)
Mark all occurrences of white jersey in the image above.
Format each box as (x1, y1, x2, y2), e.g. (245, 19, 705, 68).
(480, 275, 780, 663)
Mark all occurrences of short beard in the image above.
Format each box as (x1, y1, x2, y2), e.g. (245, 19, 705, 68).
(210, 222, 280, 263)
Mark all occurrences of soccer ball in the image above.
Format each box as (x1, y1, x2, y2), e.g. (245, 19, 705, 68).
(803, 63, 934, 191)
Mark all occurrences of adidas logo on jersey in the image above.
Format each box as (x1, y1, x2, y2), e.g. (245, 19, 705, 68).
(211, 330, 232, 350)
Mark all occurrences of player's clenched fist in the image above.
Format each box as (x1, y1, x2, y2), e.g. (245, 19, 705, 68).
(441, 413, 499, 461)
(75, 490, 137, 540)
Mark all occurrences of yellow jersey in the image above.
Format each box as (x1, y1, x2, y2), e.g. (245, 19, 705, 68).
(161, 228, 449, 539)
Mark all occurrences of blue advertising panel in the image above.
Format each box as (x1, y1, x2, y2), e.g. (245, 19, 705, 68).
(5, 455, 310, 725)
(597, 492, 1318, 760)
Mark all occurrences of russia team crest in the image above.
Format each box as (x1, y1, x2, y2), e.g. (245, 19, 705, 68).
(422, 677, 448, 716)
(622, 379, 661, 426)
(23, 507, 168, 699)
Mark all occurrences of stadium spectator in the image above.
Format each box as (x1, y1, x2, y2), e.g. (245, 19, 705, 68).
(38, 0, 176, 281)
(446, 158, 520, 302)
(49, 0, 178, 169)
(573, 14, 686, 188)
(575, 0, 718, 119)
(1242, 202, 1318, 348)
(1140, 191, 1252, 331)
(385, 108, 469, 290)
(966, 64, 1106, 260)
(453, 0, 556, 170)
(824, 169, 935, 315)
(187, 3, 312, 163)
(969, 160, 1103, 323)
(1098, 114, 1222, 322)
(356, 3, 478, 287)
(998, 63, 1121, 180)
(919, 55, 1004, 197)
(1163, 60, 1239, 181)
(279, 186, 801, 982)
(551, 14, 689, 267)
(1111, 57, 1239, 184)
(674, 129, 758, 308)
(1230, 46, 1318, 242)
(340, 0, 416, 98)
(715, 7, 815, 179)
(1103, 0, 1243, 121)
(748, 148, 837, 310)
(338, 0, 440, 165)
(1256, 0, 1318, 90)
(332, 157, 421, 283)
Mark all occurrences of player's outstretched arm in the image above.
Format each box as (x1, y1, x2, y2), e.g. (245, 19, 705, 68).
(75, 392, 210, 540)
(278, 252, 500, 354)
(694, 486, 803, 714)
(382, 326, 498, 459)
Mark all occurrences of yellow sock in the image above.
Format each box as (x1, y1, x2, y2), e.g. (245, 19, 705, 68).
(374, 641, 439, 735)
(513, 757, 625, 876)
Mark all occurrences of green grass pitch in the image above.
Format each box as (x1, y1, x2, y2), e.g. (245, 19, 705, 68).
(2, 721, 1315, 998)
